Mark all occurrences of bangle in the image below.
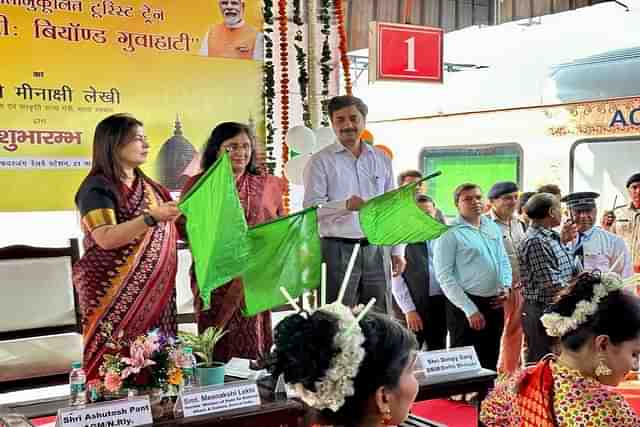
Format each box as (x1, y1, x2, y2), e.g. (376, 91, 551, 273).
(143, 212, 158, 227)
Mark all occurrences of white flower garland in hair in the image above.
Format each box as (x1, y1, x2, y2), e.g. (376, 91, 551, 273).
(278, 245, 373, 413)
(541, 272, 626, 337)
(292, 301, 366, 412)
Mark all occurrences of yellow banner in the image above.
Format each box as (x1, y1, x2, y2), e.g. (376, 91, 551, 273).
(0, 0, 264, 211)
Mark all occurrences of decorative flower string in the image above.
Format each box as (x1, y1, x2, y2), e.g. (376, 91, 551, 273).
(307, 0, 320, 128)
(333, 0, 352, 95)
(293, 0, 311, 128)
(278, 0, 290, 212)
(263, 0, 276, 174)
(319, 0, 333, 126)
(541, 272, 634, 338)
(278, 245, 374, 413)
(293, 301, 366, 411)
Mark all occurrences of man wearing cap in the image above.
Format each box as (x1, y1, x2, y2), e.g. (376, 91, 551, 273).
(565, 192, 632, 277)
(391, 194, 447, 350)
(603, 173, 640, 270)
(487, 182, 526, 374)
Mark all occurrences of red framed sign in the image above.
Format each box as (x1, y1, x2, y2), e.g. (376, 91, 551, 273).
(369, 22, 444, 83)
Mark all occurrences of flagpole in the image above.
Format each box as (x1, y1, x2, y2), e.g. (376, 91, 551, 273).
(321, 262, 327, 307)
(280, 287, 302, 312)
(337, 243, 360, 304)
(418, 170, 442, 184)
(608, 254, 624, 274)
(346, 297, 376, 334)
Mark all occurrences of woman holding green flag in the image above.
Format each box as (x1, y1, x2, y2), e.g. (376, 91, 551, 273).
(180, 122, 284, 363)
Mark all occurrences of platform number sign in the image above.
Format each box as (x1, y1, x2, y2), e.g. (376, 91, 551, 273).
(369, 22, 443, 83)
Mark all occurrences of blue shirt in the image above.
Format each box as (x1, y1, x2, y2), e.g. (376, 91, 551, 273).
(433, 215, 512, 317)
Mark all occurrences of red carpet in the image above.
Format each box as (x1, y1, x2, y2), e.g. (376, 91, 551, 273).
(411, 399, 477, 426)
(31, 416, 56, 426)
(32, 401, 478, 427)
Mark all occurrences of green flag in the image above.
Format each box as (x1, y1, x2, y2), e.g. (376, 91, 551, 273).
(241, 207, 321, 316)
(359, 177, 449, 245)
(178, 153, 249, 309)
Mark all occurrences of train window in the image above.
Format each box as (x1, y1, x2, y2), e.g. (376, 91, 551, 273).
(420, 144, 522, 218)
(570, 137, 640, 212)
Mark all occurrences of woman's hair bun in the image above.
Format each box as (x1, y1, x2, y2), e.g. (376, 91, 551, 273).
(549, 271, 601, 317)
(267, 311, 340, 391)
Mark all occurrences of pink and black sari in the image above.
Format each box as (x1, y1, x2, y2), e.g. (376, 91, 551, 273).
(181, 171, 284, 363)
(73, 173, 178, 380)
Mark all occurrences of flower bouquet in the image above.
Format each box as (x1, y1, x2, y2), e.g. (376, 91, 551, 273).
(93, 329, 184, 418)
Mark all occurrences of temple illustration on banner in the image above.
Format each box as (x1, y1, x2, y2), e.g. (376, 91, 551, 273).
(156, 116, 197, 192)
(156, 114, 260, 193)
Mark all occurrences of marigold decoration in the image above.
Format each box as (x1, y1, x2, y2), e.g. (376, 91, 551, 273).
(278, 0, 290, 212)
(333, 0, 352, 95)
(263, 0, 276, 174)
(319, 0, 333, 126)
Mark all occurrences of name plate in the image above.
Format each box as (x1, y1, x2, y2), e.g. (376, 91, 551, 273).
(180, 380, 261, 417)
(55, 397, 152, 427)
(418, 346, 482, 377)
(225, 357, 268, 380)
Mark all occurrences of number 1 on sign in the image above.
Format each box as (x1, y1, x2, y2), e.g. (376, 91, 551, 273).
(404, 37, 417, 72)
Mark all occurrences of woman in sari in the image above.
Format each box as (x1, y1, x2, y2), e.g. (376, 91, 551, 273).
(480, 271, 640, 426)
(73, 113, 181, 380)
(181, 122, 284, 363)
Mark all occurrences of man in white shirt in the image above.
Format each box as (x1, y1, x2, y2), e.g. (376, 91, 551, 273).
(392, 194, 446, 350)
(303, 95, 405, 313)
(563, 191, 632, 277)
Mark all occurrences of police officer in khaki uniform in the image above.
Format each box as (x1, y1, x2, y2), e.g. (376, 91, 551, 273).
(602, 173, 640, 272)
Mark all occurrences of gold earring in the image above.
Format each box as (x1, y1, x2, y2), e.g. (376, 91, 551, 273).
(595, 354, 612, 378)
(381, 409, 393, 425)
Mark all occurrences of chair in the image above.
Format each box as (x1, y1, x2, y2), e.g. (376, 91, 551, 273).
(0, 239, 82, 392)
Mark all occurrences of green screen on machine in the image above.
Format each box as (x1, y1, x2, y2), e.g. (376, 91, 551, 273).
(422, 146, 521, 218)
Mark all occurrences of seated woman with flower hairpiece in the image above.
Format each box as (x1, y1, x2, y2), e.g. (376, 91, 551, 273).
(268, 304, 419, 427)
(480, 271, 640, 426)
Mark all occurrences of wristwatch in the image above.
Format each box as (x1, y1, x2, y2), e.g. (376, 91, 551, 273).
(143, 212, 158, 227)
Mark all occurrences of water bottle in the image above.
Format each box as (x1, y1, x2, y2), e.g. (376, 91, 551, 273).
(181, 347, 197, 389)
(69, 361, 87, 406)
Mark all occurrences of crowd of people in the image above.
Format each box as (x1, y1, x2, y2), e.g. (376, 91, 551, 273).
(71, 94, 640, 426)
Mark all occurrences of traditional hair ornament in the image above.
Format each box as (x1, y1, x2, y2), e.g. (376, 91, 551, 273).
(541, 271, 637, 337)
(293, 301, 366, 411)
(279, 244, 374, 412)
